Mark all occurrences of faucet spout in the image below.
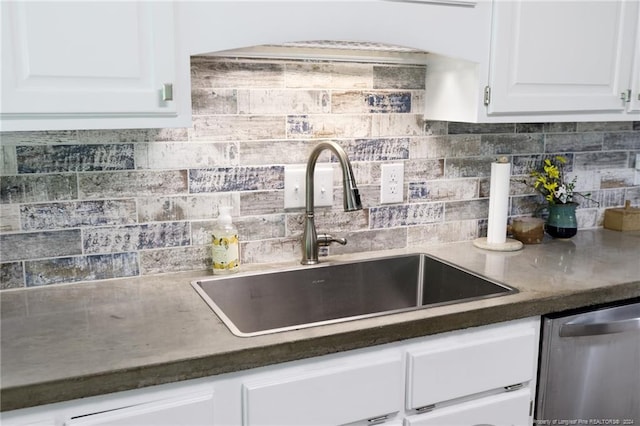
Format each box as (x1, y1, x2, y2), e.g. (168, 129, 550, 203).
(301, 141, 362, 265)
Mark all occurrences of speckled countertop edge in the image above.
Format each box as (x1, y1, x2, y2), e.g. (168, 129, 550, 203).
(1, 229, 639, 412)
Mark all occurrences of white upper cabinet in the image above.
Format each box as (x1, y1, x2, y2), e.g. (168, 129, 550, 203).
(425, 0, 640, 122)
(488, 0, 638, 116)
(0, 1, 190, 131)
(630, 10, 640, 113)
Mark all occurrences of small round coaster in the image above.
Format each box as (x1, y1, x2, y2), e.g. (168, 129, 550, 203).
(472, 237, 524, 252)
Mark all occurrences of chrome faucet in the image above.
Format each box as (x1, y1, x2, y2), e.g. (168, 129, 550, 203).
(301, 141, 362, 265)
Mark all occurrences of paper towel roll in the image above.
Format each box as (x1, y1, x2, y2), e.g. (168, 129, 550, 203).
(486, 161, 511, 245)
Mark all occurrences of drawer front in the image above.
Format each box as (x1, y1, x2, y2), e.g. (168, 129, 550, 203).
(406, 322, 537, 408)
(242, 355, 403, 426)
(404, 388, 531, 426)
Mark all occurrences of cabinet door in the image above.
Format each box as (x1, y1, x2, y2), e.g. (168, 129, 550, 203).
(405, 321, 537, 409)
(404, 388, 531, 426)
(63, 389, 215, 426)
(489, 0, 638, 115)
(242, 354, 403, 426)
(0, 1, 181, 130)
(629, 6, 640, 113)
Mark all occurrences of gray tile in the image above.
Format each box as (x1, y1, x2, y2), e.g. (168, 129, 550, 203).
(405, 159, 444, 181)
(509, 195, 541, 216)
(285, 62, 372, 89)
(191, 58, 284, 88)
(238, 89, 330, 114)
(21, 200, 137, 231)
(407, 220, 478, 246)
(17, 144, 134, 173)
(330, 228, 408, 255)
(287, 115, 372, 138)
(574, 152, 628, 170)
(140, 246, 210, 275)
(192, 214, 285, 245)
(0, 205, 20, 232)
(0, 130, 78, 145)
(333, 91, 412, 114)
(545, 133, 603, 152)
(287, 209, 369, 234)
(240, 191, 285, 216)
(25, 252, 139, 287)
(191, 116, 286, 141)
(343, 138, 410, 161)
(410, 135, 481, 159)
(603, 132, 640, 150)
(445, 158, 493, 178)
(516, 123, 544, 133)
(369, 203, 443, 228)
(444, 199, 489, 221)
(192, 89, 238, 115)
(545, 123, 577, 133)
(240, 237, 300, 264)
(373, 65, 426, 89)
(77, 129, 188, 143)
(189, 166, 284, 193)
(448, 122, 514, 135)
(409, 179, 478, 202)
(79, 171, 188, 199)
(135, 142, 238, 169)
(239, 140, 319, 165)
(481, 134, 544, 155)
(1, 174, 77, 203)
(0, 230, 82, 262)
(83, 222, 191, 254)
(138, 194, 238, 222)
(1, 262, 24, 289)
(577, 122, 634, 132)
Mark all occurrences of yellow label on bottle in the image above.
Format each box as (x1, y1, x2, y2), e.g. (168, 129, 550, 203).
(212, 234, 239, 272)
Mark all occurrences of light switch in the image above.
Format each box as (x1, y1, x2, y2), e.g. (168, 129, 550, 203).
(284, 164, 334, 209)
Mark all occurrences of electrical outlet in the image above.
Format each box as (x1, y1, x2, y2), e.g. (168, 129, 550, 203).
(380, 163, 404, 204)
(284, 164, 334, 209)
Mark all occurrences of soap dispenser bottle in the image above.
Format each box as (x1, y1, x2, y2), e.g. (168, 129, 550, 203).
(211, 206, 240, 274)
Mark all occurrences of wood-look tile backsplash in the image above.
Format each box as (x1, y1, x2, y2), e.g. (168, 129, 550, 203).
(1, 57, 639, 289)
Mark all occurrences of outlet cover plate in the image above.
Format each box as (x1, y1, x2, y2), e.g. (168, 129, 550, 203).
(284, 164, 334, 209)
(380, 163, 404, 204)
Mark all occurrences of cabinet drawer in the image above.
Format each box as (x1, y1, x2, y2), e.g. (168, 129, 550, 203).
(404, 388, 531, 426)
(406, 321, 537, 408)
(242, 354, 403, 426)
(63, 389, 215, 426)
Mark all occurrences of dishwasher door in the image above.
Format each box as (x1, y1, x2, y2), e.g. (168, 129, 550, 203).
(536, 301, 640, 424)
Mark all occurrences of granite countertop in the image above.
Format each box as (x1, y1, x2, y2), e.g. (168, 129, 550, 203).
(1, 229, 639, 412)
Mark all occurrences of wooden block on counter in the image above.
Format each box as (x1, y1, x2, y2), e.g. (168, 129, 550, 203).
(603, 200, 640, 232)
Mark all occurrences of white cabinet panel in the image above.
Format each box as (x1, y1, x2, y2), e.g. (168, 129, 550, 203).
(63, 389, 215, 426)
(488, 0, 638, 115)
(242, 354, 403, 426)
(0, 1, 188, 131)
(405, 321, 537, 409)
(629, 5, 640, 113)
(404, 388, 531, 426)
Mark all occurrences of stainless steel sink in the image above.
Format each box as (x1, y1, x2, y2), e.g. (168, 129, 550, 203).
(192, 253, 517, 337)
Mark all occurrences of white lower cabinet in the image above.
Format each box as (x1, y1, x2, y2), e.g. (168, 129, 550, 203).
(240, 350, 403, 426)
(1, 317, 539, 426)
(404, 388, 532, 426)
(0, 382, 215, 426)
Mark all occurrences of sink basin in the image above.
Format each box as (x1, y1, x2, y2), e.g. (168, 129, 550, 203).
(192, 253, 517, 337)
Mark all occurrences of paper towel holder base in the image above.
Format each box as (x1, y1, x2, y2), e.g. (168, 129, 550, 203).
(472, 237, 523, 252)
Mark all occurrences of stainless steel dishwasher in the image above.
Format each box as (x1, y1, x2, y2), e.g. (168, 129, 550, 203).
(536, 300, 640, 424)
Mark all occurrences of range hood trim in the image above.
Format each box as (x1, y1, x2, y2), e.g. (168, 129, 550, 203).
(204, 43, 431, 65)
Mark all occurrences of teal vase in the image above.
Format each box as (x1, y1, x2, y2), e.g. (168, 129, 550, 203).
(545, 202, 578, 239)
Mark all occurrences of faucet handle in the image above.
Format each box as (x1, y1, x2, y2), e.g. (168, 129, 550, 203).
(317, 233, 347, 247)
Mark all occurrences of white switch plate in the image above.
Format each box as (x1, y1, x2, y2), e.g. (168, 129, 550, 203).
(284, 164, 334, 209)
(380, 163, 404, 204)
